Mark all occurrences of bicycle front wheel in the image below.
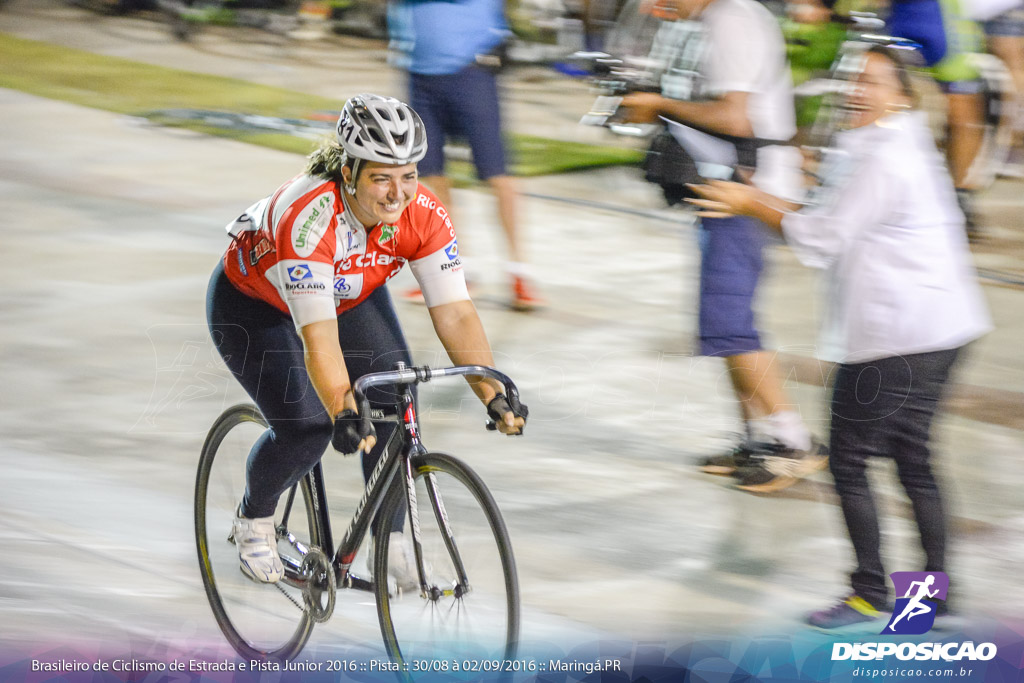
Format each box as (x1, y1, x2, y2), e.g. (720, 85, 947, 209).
(374, 452, 520, 667)
(195, 403, 322, 661)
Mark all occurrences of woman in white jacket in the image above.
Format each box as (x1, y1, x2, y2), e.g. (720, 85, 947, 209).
(689, 44, 991, 630)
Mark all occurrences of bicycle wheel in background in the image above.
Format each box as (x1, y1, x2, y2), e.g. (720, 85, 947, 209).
(374, 453, 520, 671)
(195, 403, 323, 661)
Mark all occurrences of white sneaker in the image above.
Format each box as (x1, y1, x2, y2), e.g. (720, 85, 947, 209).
(371, 531, 426, 592)
(232, 509, 284, 583)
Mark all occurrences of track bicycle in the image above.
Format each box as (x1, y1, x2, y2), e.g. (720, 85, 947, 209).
(195, 363, 524, 672)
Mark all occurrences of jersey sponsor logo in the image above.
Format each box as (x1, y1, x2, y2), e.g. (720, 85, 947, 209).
(292, 192, 333, 257)
(333, 273, 363, 300)
(414, 192, 455, 235)
(248, 237, 273, 266)
(378, 223, 398, 245)
(440, 239, 462, 272)
(338, 250, 398, 272)
(287, 264, 313, 281)
(284, 280, 327, 294)
(282, 263, 326, 295)
(235, 248, 248, 276)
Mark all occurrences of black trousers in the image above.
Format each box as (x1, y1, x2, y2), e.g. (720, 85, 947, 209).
(829, 347, 962, 608)
(206, 261, 413, 519)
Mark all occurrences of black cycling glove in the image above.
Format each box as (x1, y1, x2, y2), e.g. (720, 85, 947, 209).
(486, 393, 529, 435)
(332, 409, 376, 454)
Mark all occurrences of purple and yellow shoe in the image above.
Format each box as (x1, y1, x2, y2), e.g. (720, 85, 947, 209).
(807, 595, 887, 631)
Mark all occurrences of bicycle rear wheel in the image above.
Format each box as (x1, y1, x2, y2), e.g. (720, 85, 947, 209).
(195, 403, 322, 661)
(374, 452, 519, 669)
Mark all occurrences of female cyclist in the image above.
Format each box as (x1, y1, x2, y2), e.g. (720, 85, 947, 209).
(206, 94, 526, 584)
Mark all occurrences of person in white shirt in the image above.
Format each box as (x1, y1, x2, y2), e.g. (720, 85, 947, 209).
(689, 44, 992, 629)
(621, 0, 823, 493)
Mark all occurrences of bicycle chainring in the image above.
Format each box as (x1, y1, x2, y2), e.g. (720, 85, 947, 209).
(300, 547, 336, 623)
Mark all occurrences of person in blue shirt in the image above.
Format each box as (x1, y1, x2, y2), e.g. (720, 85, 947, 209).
(388, 0, 543, 310)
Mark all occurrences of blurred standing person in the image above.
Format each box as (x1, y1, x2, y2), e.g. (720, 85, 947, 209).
(387, 0, 543, 311)
(620, 0, 824, 492)
(689, 46, 992, 628)
(984, 3, 1024, 176)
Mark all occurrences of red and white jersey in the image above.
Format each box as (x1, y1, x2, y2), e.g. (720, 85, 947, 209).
(223, 176, 468, 329)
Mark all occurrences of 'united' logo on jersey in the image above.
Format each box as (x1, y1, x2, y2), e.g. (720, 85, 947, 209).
(287, 264, 313, 281)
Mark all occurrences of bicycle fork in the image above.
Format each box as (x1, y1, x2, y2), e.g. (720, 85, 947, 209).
(396, 383, 472, 601)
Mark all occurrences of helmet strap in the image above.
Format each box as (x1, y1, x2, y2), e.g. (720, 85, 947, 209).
(343, 157, 362, 194)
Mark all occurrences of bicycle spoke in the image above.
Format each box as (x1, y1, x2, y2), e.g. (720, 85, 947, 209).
(376, 453, 519, 664)
(195, 405, 319, 660)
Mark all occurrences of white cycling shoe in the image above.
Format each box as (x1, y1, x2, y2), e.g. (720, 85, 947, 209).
(232, 509, 284, 584)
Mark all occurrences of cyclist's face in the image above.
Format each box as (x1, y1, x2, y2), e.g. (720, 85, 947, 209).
(346, 162, 419, 227)
(845, 52, 910, 129)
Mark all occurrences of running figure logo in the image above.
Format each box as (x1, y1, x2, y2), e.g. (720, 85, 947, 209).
(882, 572, 949, 635)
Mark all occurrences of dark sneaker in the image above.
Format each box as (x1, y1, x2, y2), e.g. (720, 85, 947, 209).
(808, 595, 887, 630)
(700, 444, 754, 476)
(734, 440, 828, 493)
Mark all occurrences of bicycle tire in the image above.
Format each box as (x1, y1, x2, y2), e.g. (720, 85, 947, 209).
(374, 452, 520, 673)
(195, 403, 321, 661)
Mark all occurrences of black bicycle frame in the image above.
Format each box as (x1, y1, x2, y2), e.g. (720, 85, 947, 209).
(277, 363, 520, 593)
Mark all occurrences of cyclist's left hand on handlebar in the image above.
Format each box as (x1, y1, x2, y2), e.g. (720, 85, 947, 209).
(487, 394, 528, 436)
(332, 409, 377, 454)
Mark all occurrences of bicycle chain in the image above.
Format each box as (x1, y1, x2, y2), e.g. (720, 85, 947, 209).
(271, 547, 336, 623)
(275, 581, 304, 612)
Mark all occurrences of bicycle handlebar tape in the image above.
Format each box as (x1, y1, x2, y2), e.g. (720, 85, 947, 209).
(332, 409, 376, 455)
(486, 393, 529, 435)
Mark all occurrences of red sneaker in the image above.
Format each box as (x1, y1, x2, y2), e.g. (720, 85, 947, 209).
(511, 276, 544, 312)
(401, 282, 476, 306)
(400, 287, 426, 305)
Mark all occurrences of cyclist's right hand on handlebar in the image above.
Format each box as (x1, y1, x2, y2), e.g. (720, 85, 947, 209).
(487, 394, 528, 436)
(332, 409, 377, 455)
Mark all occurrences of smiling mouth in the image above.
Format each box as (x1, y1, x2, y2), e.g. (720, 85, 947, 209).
(381, 201, 401, 212)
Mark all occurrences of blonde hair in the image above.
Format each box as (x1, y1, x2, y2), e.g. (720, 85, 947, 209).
(305, 137, 349, 182)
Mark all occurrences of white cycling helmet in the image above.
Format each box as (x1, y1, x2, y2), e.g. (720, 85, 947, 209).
(336, 94, 428, 166)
